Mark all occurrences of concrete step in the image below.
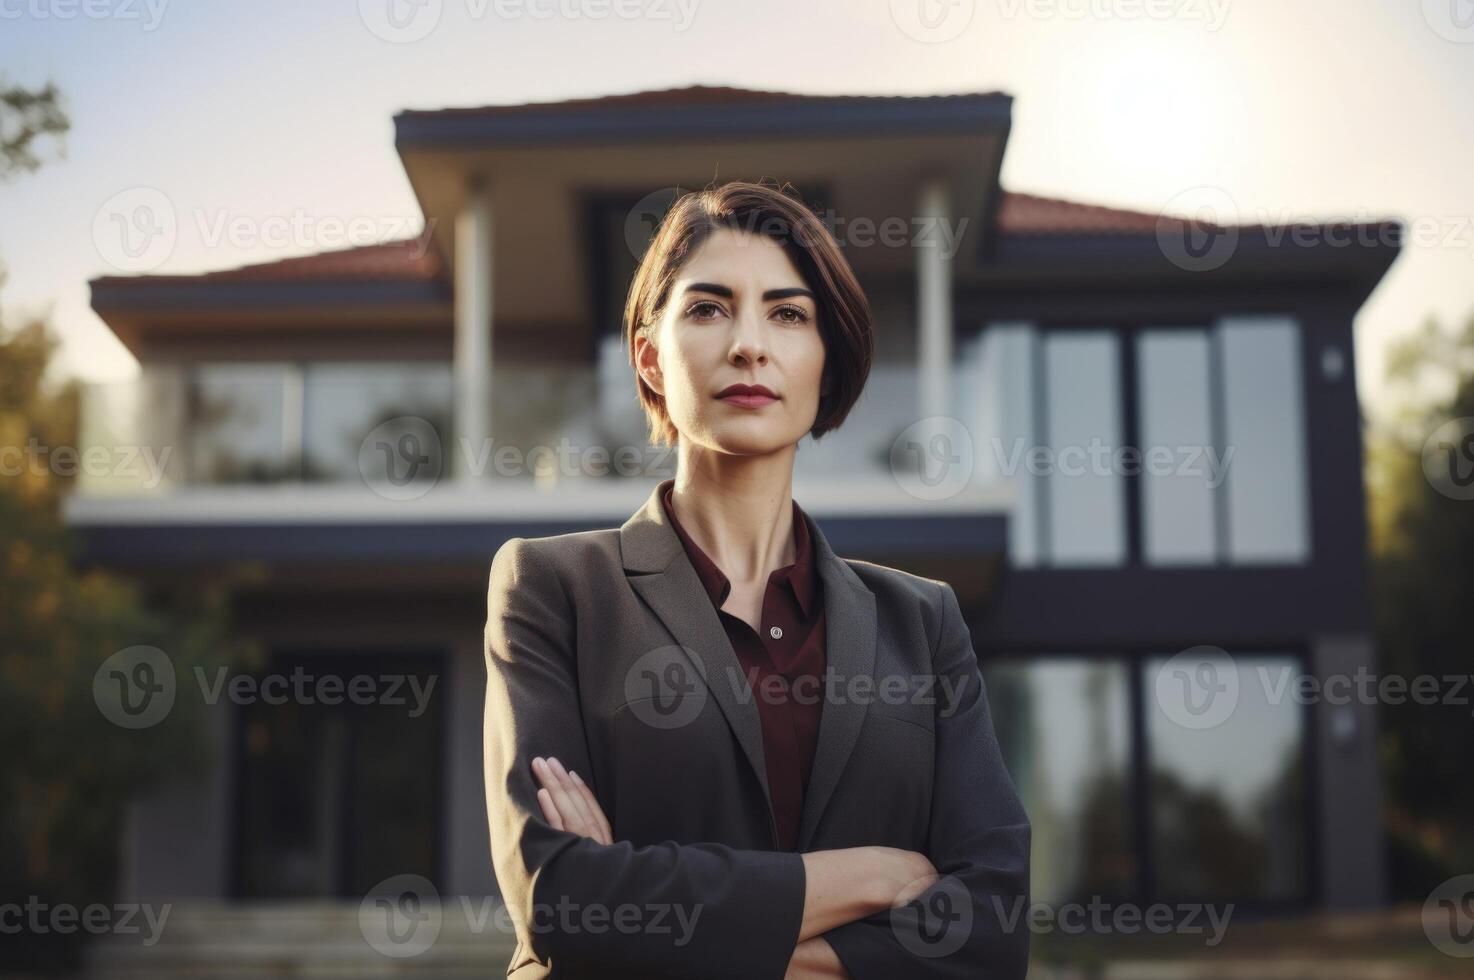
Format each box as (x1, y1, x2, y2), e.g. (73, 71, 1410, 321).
(83, 900, 518, 979)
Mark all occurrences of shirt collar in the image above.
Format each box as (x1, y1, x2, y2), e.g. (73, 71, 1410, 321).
(659, 483, 818, 618)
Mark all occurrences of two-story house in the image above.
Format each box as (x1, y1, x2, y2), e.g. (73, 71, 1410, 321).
(71, 86, 1399, 952)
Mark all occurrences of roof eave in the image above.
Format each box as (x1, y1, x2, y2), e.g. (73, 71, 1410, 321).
(393, 93, 1013, 149)
(978, 225, 1403, 296)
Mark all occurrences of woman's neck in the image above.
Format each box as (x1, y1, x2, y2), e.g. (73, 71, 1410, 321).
(668, 444, 798, 586)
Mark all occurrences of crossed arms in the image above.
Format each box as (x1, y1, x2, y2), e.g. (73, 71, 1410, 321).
(484, 537, 1031, 979)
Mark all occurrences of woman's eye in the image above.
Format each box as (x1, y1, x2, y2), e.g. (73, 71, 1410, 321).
(688, 301, 723, 320)
(775, 306, 811, 324)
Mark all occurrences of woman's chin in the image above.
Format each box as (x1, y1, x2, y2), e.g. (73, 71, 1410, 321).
(702, 424, 800, 458)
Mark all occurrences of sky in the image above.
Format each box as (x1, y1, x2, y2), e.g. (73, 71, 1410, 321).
(2, 0, 1471, 417)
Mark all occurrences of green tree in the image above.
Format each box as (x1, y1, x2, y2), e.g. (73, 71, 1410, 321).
(1367, 310, 1474, 897)
(0, 75, 68, 182)
(0, 82, 244, 974)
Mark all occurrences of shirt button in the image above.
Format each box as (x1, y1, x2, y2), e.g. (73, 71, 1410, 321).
(769, 626, 783, 640)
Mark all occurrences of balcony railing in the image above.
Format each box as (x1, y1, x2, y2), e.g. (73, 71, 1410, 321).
(74, 358, 971, 498)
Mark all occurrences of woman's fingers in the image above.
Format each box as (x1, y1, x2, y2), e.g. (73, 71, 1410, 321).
(536, 786, 564, 830)
(569, 770, 613, 844)
(533, 757, 585, 835)
(532, 756, 598, 841)
(543, 756, 600, 837)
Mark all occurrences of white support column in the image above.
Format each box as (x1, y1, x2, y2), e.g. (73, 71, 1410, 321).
(454, 179, 493, 480)
(917, 177, 954, 420)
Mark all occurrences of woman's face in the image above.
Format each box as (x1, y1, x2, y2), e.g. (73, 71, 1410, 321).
(640, 227, 828, 456)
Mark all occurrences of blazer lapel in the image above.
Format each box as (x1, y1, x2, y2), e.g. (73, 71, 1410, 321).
(796, 512, 876, 852)
(620, 480, 778, 844)
(618, 479, 878, 853)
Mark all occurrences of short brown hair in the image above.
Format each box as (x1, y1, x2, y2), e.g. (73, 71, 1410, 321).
(623, 178, 874, 447)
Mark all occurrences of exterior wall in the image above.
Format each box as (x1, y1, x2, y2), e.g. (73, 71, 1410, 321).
(1312, 632, 1385, 908)
(122, 696, 234, 901)
(447, 633, 499, 898)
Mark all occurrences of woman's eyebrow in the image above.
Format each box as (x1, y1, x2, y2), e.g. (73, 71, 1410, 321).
(684, 282, 815, 302)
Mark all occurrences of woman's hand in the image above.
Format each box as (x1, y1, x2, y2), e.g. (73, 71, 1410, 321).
(785, 936, 850, 979)
(531, 755, 613, 845)
(870, 845, 940, 907)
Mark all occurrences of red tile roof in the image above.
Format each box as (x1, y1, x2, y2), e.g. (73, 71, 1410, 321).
(998, 188, 1400, 237)
(91, 235, 445, 288)
(998, 190, 1167, 235)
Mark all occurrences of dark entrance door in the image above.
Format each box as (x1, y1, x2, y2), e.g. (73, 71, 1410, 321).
(231, 649, 445, 898)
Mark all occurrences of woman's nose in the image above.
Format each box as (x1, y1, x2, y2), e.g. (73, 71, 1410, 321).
(728, 310, 769, 364)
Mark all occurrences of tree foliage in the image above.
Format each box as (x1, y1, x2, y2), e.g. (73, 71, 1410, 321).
(1, 82, 242, 974)
(0, 75, 68, 182)
(1367, 310, 1474, 897)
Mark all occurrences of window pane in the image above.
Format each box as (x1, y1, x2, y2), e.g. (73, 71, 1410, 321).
(188, 364, 291, 483)
(303, 363, 452, 482)
(1218, 317, 1309, 562)
(982, 658, 1135, 904)
(964, 324, 1040, 566)
(1145, 652, 1307, 901)
(796, 362, 916, 479)
(1137, 330, 1218, 564)
(1044, 332, 1125, 565)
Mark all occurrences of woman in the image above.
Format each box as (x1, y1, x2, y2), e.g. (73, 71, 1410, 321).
(484, 180, 1030, 979)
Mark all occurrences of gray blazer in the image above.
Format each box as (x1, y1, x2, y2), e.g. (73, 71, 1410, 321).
(484, 479, 1030, 979)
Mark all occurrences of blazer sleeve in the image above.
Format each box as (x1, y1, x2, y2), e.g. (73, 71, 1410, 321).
(483, 536, 808, 980)
(821, 580, 1031, 980)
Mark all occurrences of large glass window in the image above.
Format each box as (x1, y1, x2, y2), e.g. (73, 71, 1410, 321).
(1137, 330, 1217, 564)
(979, 316, 1311, 567)
(1043, 332, 1126, 565)
(187, 364, 295, 483)
(302, 363, 452, 482)
(1144, 652, 1307, 901)
(1218, 317, 1309, 562)
(796, 363, 917, 480)
(982, 659, 1135, 905)
(983, 651, 1310, 907)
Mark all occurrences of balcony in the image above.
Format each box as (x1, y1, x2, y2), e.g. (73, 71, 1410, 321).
(62, 348, 1014, 567)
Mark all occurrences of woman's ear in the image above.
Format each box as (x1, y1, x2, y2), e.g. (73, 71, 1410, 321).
(634, 330, 664, 397)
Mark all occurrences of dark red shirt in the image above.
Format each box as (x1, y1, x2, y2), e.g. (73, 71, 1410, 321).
(660, 484, 827, 851)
